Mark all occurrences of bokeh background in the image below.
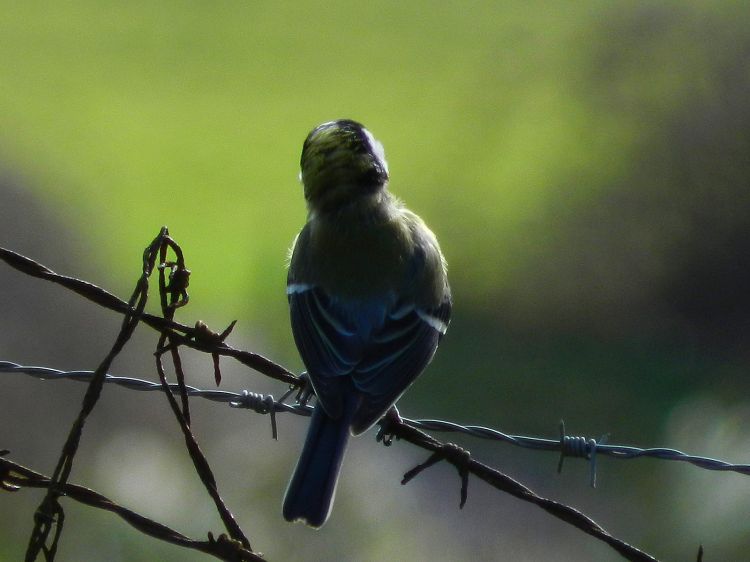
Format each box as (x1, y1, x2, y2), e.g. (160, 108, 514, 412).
(2, 2, 750, 560)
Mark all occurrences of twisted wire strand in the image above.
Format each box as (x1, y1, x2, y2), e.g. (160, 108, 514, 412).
(3, 360, 750, 478)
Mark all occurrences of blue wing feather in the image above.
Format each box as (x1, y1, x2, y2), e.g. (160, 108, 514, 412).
(289, 288, 361, 418)
(282, 383, 358, 527)
(289, 283, 451, 432)
(350, 296, 451, 434)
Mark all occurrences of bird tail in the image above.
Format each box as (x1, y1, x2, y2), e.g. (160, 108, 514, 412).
(282, 399, 355, 528)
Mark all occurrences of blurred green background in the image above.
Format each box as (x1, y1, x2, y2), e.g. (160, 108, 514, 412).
(2, 1, 750, 560)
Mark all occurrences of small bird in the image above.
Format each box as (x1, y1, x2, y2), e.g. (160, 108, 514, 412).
(283, 119, 451, 528)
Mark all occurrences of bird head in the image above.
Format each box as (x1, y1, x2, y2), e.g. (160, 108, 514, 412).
(300, 120, 389, 213)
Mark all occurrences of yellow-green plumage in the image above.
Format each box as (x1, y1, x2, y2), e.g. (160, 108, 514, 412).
(290, 192, 446, 305)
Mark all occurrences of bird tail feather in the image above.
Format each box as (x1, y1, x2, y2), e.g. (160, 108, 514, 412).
(282, 399, 355, 527)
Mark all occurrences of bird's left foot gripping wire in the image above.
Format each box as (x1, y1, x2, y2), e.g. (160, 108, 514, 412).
(288, 371, 314, 406)
(376, 407, 403, 446)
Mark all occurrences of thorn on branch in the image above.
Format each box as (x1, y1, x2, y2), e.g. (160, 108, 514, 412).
(402, 443, 471, 508)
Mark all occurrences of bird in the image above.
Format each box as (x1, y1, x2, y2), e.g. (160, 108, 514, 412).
(283, 119, 451, 528)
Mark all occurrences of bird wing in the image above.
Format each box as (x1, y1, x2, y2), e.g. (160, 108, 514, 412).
(288, 285, 361, 419)
(349, 296, 451, 434)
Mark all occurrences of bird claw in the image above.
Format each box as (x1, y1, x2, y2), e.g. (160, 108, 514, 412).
(292, 372, 315, 406)
(376, 407, 403, 446)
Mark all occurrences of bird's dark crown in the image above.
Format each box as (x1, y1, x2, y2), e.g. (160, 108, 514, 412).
(300, 119, 389, 213)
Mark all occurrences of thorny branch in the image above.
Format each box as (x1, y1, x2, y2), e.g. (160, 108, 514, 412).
(0, 231, 687, 561)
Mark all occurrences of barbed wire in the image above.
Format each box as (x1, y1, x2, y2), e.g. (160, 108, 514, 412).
(1, 234, 711, 562)
(4, 361, 748, 485)
(2, 231, 261, 561)
(1, 358, 661, 562)
(0, 453, 261, 562)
